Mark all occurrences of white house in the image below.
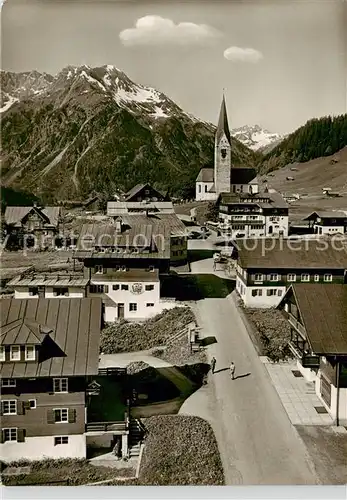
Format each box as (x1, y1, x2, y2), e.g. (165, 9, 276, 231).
(304, 210, 347, 236)
(195, 96, 258, 201)
(236, 239, 347, 308)
(278, 284, 347, 425)
(218, 189, 289, 238)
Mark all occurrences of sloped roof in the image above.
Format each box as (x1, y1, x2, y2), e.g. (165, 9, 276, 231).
(1, 319, 49, 345)
(120, 213, 187, 237)
(74, 221, 171, 259)
(196, 168, 214, 183)
(291, 284, 347, 355)
(216, 95, 231, 144)
(124, 184, 147, 200)
(0, 298, 102, 377)
(230, 168, 257, 185)
(4, 206, 60, 226)
(238, 239, 347, 269)
(303, 211, 347, 221)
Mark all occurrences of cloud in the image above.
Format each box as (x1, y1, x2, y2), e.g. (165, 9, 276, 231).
(223, 46, 263, 63)
(119, 15, 221, 47)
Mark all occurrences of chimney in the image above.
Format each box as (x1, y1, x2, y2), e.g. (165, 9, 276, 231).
(115, 218, 122, 233)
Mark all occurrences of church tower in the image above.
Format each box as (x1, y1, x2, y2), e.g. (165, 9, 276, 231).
(214, 95, 232, 195)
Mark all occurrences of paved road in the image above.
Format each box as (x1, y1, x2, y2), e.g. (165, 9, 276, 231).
(191, 294, 319, 485)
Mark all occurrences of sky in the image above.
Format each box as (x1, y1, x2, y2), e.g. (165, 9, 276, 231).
(1, 0, 346, 134)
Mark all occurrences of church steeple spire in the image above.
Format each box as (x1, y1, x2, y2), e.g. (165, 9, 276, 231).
(216, 93, 231, 145)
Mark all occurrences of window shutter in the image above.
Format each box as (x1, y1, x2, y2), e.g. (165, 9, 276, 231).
(0, 402, 3, 416)
(47, 409, 55, 424)
(23, 401, 31, 410)
(0, 430, 4, 444)
(250, 274, 255, 280)
(68, 408, 76, 423)
(17, 429, 25, 443)
(17, 401, 25, 415)
(104, 285, 109, 293)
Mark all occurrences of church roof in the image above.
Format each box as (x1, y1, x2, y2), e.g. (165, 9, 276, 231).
(230, 168, 257, 185)
(196, 168, 214, 183)
(216, 95, 231, 145)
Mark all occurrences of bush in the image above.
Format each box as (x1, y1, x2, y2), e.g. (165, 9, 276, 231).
(244, 308, 293, 362)
(100, 307, 195, 354)
(139, 415, 224, 485)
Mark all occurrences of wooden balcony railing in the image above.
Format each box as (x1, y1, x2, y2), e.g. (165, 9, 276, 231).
(288, 313, 306, 337)
(85, 421, 127, 433)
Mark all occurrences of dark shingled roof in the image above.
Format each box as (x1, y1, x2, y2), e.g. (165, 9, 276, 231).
(0, 298, 102, 378)
(230, 168, 257, 185)
(238, 239, 347, 269)
(292, 284, 347, 355)
(216, 95, 231, 144)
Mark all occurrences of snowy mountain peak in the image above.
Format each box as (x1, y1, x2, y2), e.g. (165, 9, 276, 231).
(231, 124, 284, 151)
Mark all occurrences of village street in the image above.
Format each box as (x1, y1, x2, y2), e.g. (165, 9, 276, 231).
(181, 295, 320, 485)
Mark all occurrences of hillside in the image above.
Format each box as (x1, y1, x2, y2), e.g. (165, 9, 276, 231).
(260, 115, 347, 173)
(258, 146, 347, 222)
(0, 66, 255, 203)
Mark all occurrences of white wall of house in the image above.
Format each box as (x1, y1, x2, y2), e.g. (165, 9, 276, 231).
(12, 286, 85, 299)
(264, 215, 289, 237)
(0, 434, 86, 462)
(45, 287, 85, 298)
(219, 212, 288, 238)
(91, 277, 162, 321)
(315, 373, 347, 425)
(295, 360, 317, 383)
(196, 182, 217, 201)
(314, 224, 345, 235)
(236, 275, 285, 308)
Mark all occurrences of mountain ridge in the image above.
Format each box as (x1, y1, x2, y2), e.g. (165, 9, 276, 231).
(0, 65, 255, 203)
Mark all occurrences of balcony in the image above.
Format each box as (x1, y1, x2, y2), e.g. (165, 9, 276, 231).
(288, 313, 306, 337)
(85, 421, 128, 433)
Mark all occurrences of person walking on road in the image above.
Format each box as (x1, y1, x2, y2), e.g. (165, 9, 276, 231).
(229, 361, 235, 380)
(211, 356, 216, 374)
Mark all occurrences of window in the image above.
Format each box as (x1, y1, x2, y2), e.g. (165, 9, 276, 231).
(121, 266, 127, 271)
(254, 274, 263, 282)
(54, 409, 68, 423)
(29, 287, 38, 296)
(251, 289, 263, 297)
(314, 275, 320, 282)
(54, 436, 69, 445)
(53, 378, 68, 393)
(146, 303, 154, 307)
(277, 290, 283, 297)
(29, 399, 36, 409)
(301, 274, 310, 282)
(121, 284, 129, 291)
(267, 289, 277, 297)
(324, 274, 332, 282)
(198, 185, 201, 193)
(25, 346, 36, 361)
(113, 266, 121, 271)
(269, 274, 279, 282)
(89, 284, 108, 293)
(53, 287, 69, 297)
(10, 346, 21, 361)
(129, 303, 137, 312)
(0, 346, 5, 362)
(221, 148, 227, 159)
(145, 285, 154, 291)
(3, 428, 17, 442)
(95, 265, 103, 274)
(112, 284, 120, 291)
(148, 266, 155, 272)
(1, 378, 16, 387)
(204, 185, 208, 193)
(287, 274, 296, 282)
(2, 400, 17, 415)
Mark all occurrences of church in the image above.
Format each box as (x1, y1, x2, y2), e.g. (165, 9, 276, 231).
(195, 96, 259, 201)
